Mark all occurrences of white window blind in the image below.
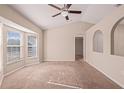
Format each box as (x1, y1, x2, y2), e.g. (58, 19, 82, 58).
(7, 31, 22, 62)
(28, 35, 37, 57)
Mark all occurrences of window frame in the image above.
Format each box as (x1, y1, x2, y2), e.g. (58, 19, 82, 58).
(93, 30, 103, 53)
(6, 26, 24, 64)
(111, 17, 124, 56)
(27, 33, 38, 58)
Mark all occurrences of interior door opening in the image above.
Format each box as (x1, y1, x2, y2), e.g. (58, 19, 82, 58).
(75, 37, 83, 61)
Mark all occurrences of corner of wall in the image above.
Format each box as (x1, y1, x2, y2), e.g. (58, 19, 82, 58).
(0, 72, 4, 87)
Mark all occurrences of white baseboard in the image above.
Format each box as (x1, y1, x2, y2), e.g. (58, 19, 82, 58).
(86, 62, 123, 88)
(43, 61, 75, 62)
(25, 62, 40, 67)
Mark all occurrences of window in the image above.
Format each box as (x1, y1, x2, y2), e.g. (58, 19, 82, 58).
(7, 31, 22, 62)
(111, 17, 124, 56)
(28, 35, 37, 57)
(93, 30, 103, 53)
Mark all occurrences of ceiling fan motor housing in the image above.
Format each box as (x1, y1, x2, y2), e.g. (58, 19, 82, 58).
(61, 9, 68, 17)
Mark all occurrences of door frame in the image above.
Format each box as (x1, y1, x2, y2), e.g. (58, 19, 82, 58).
(74, 34, 86, 61)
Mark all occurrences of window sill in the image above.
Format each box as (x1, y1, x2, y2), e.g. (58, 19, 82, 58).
(7, 58, 24, 65)
(27, 56, 38, 59)
(26, 57, 39, 61)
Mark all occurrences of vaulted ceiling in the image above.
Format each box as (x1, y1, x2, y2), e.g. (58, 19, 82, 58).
(9, 4, 120, 30)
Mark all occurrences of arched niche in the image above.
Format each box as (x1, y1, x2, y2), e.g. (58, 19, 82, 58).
(93, 30, 103, 53)
(111, 17, 124, 56)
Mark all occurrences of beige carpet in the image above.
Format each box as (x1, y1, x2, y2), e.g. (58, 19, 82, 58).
(1, 61, 121, 89)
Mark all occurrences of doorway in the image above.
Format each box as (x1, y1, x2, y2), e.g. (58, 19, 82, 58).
(75, 37, 83, 61)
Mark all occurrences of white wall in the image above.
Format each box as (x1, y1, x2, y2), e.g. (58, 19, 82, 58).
(44, 21, 93, 61)
(86, 5, 124, 88)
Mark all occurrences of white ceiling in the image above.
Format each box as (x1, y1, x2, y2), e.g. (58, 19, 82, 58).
(9, 4, 120, 30)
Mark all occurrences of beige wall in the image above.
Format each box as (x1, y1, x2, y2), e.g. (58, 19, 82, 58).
(0, 5, 41, 33)
(0, 5, 43, 75)
(44, 21, 93, 61)
(86, 5, 124, 88)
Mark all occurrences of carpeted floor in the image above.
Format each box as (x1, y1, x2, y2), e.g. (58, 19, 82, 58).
(0, 61, 121, 89)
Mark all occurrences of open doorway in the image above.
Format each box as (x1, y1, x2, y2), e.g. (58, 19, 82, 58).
(75, 37, 83, 61)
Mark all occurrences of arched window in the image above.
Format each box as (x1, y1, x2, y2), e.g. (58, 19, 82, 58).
(111, 17, 124, 56)
(93, 30, 103, 53)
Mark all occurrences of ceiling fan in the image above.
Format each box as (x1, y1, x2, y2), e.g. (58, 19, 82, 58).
(48, 4, 82, 21)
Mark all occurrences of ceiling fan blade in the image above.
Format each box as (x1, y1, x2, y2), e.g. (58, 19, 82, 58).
(66, 4, 72, 9)
(52, 12, 61, 17)
(65, 16, 69, 20)
(69, 10, 82, 14)
(48, 4, 61, 10)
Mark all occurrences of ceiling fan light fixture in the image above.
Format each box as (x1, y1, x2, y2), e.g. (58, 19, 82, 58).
(61, 10, 68, 17)
(48, 4, 81, 21)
